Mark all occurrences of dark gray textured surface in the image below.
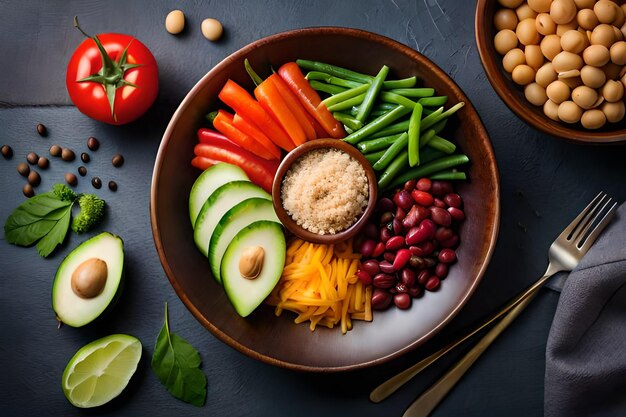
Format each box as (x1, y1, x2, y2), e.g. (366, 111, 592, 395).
(0, 1, 625, 416)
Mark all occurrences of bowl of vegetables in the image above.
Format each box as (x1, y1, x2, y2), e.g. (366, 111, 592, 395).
(151, 27, 500, 371)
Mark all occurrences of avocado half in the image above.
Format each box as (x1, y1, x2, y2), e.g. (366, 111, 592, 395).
(52, 232, 124, 327)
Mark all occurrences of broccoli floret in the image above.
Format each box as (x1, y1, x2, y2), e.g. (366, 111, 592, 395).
(71, 194, 105, 233)
(52, 184, 77, 202)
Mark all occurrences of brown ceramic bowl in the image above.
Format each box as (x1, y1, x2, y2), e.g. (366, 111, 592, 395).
(271, 139, 377, 245)
(151, 27, 500, 371)
(475, 0, 626, 144)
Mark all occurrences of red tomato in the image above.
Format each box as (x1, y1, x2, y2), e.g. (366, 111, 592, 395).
(66, 23, 158, 125)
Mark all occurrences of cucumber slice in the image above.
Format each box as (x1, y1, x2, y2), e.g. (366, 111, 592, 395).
(209, 198, 280, 284)
(193, 181, 271, 256)
(221, 221, 286, 317)
(188, 163, 249, 226)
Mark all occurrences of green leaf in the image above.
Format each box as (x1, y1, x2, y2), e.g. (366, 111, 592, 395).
(4, 194, 73, 246)
(151, 303, 207, 407)
(36, 206, 72, 257)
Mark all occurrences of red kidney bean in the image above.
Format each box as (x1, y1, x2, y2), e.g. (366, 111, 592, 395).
(356, 270, 372, 285)
(404, 178, 417, 191)
(433, 198, 447, 208)
(393, 190, 414, 210)
(361, 259, 380, 276)
(444, 193, 462, 208)
(377, 197, 394, 212)
(405, 219, 436, 245)
(395, 206, 406, 221)
(435, 262, 449, 278)
(438, 248, 457, 264)
(417, 270, 430, 286)
(395, 282, 408, 294)
(409, 256, 425, 269)
(373, 273, 396, 289)
(372, 242, 385, 258)
(425, 276, 441, 291)
(371, 289, 392, 310)
(424, 257, 436, 268)
(394, 293, 411, 309)
(411, 190, 434, 206)
(379, 260, 395, 274)
(380, 227, 392, 243)
(364, 222, 379, 239)
(385, 235, 405, 251)
(417, 240, 435, 256)
(383, 251, 396, 263)
(408, 286, 423, 298)
(431, 180, 453, 196)
(440, 235, 459, 248)
(401, 268, 416, 287)
(430, 207, 452, 226)
(448, 207, 465, 222)
(392, 218, 403, 235)
(358, 239, 376, 257)
(380, 211, 394, 224)
(393, 249, 411, 270)
(409, 245, 424, 256)
(416, 177, 432, 191)
(435, 226, 454, 242)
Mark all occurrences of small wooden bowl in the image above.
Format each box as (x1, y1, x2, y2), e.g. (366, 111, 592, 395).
(272, 139, 377, 244)
(475, 0, 626, 144)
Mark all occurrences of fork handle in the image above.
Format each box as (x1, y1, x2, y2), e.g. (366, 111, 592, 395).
(402, 290, 539, 417)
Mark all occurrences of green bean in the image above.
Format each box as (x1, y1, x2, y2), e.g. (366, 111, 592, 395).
(423, 107, 435, 116)
(322, 84, 369, 108)
(343, 106, 412, 144)
(378, 151, 409, 189)
(419, 102, 465, 132)
(382, 77, 417, 89)
(408, 103, 423, 167)
(373, 132, 408, 171)
(356, 65, 389, 122)
(440, 101, 465, 118)
(383, 154, 470, 190)
(419, 147, 446, 164)
(418, 96, 448, 107)
(348, 103, 399, 118)
(326, 93, 366, 112)
(419, 128, 437, 148)
(420, 107, 444, 131)
(363, 150, 386, 165)
(388, 88, 435, 98)
(297, 59, 373, 84)
(305, 71, 362, 88)
(431, 119, 448, 135)
(333, 112, 363, 131)
(428, 135, 456, 154)
(357, 133, 403, 153)
(308, 80, 347, 95)
(380, 91, 417, 108)
(429, 170, 467, 180)
(371, 120, 410, 138)
(244, 58, 263, 86)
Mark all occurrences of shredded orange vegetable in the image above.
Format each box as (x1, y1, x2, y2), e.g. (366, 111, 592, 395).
(266, 238, 372, 334)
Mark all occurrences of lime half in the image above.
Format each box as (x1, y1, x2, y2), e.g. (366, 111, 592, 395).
(62, 334, 142, 408)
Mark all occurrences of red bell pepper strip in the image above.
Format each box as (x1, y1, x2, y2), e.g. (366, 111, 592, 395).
(191, 155, 222, 170)
(232, 113, 282, 159)
(213, 110, 278, 160)
(193, 142, 278, 193)
(268, 74, 317, 141)
(277, 62, 346, 139)
(197, 127, 233, 145)
(218, 79, 295, 152)
(254, 79, 305, 147)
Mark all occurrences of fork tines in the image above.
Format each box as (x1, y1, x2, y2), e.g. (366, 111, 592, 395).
(565, 192, 618, 250)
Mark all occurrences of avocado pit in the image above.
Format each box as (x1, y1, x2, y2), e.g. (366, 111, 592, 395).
(238, 246, 265, 280)
(71, 258, 108, 298)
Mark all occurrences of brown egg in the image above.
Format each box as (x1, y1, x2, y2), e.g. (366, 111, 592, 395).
(503, 48, 527, 72)
(577, 9, 600, 31)
(528, 0, 553, 13)
(583, 44, 611, 66)
(525, 82, 549, 105)
(601, 100, 626, 122)
(517, 4, 539, 20)
(550, 0, 577, 25)
(593, 0, 618, 24)
(499, 0, 524, 7)
(602, 62, 622, 79)
(544, 99, 561, 120)
(557, 21, 580, 36)
(536, 62, 559, 87)
(602, 79, 624, 102)
(590, 24, 616, 48)
(610, 41, 626, 65)
(547, 80, 572, 103)
(541, 34, 564, 60)
(571, 85, 599, 109)
(561, 29, 588, 53)
(525, 45, 545, 69)
(495, 29, 519, 54)
(581, 109, 607, 129)
(574, 0, 597, 8)
(557, 100, 583, 123)
(495, 8, 519, 31)
(512, 64, 537, 85)
(552, 51, 584, 72)
(536, 13, 557, 35)
(580, 65, 607, 88)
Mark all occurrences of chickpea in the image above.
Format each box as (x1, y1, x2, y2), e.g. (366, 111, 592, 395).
(593, 0, 618, 25)
(590, 24, 616, 48)
(552, 51, 584, 72)
(517, 4, 539, 20)
(546, 80, 572, 103)
(536, 13, 557, 35)
(544, 99, 561, 121)
(165, 10, 185, 34)
(602, 62, 622, 80)
(498, 0, 524, 7)
(557, 21, 580, 36)
(561, 75, 584, 88)
(571, 85, 599, 109)
(495, 29, 519, 54)
(561, 29, 588, 53)
(577, 9, 600, 31)
(495, 8, 520, 31)
(550, 0, 577, 25)
(622, 70, 626, 88)
(601, 101, 626, 122)
(583, 44, 610, 66)
(517, 18, 542, 45)
(528, 0, 553, 13)
(573, 0, 597, 9)
(201, 18, 223, 41)
(614, 7, 626, 28)
(503, 48, 527, 72)
(525, 82, 549, 105)
(525, 45, 545, 69)
(610, 41, 626, 65)
(602, 79, 624, 102)
(581, 109, 607, 129)
(557, 100, 583, 123)
(541, 34, 564, 60)
(512, 64, 537, 85)
(536, 62, 559, 87)
(581, 65, 607, 88)
(613, 25, 624, 41)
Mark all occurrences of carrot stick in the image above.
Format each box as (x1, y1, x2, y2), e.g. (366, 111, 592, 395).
(255, 79, 306, 147)
(213, 110, 278, 160)
(269, 74, 317, 141)
(232, 114, 282, 159)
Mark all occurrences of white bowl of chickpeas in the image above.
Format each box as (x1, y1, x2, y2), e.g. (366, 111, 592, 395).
(476, 0, 626, 143)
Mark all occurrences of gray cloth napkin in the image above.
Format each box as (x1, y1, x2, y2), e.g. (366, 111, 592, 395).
(545, 203, 626, 417)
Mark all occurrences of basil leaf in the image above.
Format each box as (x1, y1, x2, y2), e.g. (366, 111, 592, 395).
(4, 194, 72, 246)
(36, 205, 72, 257)
(151, 303, 207, 407)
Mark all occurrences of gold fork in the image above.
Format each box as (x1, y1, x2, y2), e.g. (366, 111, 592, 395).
(369, 192, 618, 416)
